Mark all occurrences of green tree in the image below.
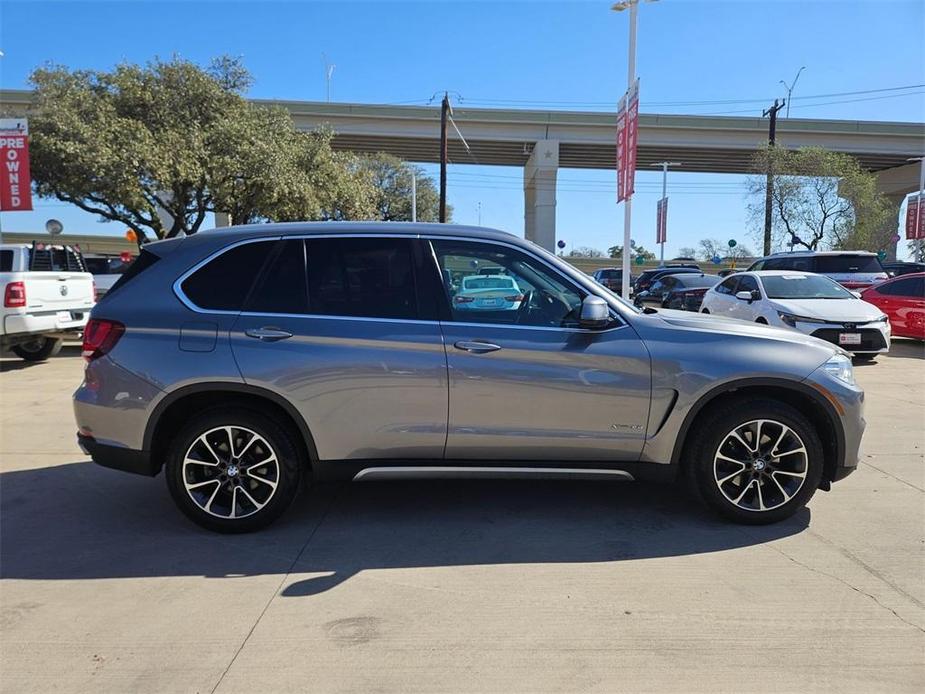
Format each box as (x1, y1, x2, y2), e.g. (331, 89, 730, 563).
(747, 146, 891, 252)
(608, 241, 655, 261)
(27, 56, 373, 240)
(357, 153, 446, 222)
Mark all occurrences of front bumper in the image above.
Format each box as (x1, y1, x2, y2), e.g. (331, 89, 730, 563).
(805, 363, 866, 481)
(78, 433, 159, 477)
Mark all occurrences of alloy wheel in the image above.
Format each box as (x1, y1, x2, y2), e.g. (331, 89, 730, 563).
(182, 426, 280, 519)
(713, 419, 809, 512)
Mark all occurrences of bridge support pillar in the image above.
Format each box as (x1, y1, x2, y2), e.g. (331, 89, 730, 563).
(524, 140, 559, 251)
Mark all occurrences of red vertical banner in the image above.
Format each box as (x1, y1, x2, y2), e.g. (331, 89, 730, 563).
(906, 196, 921, 240)
(624, 79, 640, 199)
(616, 94, 628, 202)
(0, 120, 33, 212)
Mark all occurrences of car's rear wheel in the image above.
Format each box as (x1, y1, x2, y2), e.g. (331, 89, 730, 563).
(687, 398, 823, 524)
(12, 336, 63, 362)
(701, 309, 710, 314)
(165, 408, 303, 533)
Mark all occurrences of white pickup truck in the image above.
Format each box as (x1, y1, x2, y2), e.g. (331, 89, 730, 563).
(1, 242, 95, 361)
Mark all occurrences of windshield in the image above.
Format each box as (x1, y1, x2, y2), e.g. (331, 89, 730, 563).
(461, 276, 516, 290)
(762, 274, 854, 299)
(813, 255, 883, 274)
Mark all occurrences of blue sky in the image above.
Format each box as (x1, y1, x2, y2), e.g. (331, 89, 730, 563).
(1, 0, 923, 259)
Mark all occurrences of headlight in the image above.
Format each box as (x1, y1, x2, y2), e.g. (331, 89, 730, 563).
(822, 354, 855, 386)
(777, 311, 827, 328)
(872, 314, 889, 323)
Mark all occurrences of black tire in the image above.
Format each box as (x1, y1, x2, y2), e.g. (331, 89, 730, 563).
(165, 408, 304, 533)
(12, 337, 63, 362)
(755, 318, 768, 325)
(701, 309, 710, 314)
(685, 398, 823, 525)
(853, 354, 876, 362)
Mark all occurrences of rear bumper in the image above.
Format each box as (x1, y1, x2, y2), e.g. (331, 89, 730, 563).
(78, 433, 159, 477)
(3, 310, 89, 336)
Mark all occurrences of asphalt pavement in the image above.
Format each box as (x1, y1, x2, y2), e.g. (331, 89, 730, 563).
(1, 341, 923, 693)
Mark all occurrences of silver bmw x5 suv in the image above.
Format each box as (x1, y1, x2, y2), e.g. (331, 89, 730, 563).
(74, 223, 864, 532)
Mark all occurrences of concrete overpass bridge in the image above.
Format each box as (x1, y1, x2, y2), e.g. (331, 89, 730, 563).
(2, 89, 923, 250)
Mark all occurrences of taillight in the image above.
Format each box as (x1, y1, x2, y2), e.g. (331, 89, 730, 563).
(82, 319, 125, 361)
(454, 296, 475, 303)
(504, 294, 525, 302)
(4, 281, 26, 308)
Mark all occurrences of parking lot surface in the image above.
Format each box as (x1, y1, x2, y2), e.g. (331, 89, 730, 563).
(1, 342, 923, 693)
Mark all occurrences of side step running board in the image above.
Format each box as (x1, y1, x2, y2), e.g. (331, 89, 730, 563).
(352, 466, 635, 482)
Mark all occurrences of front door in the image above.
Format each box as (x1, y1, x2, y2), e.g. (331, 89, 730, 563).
(429, 239, 651, 461)
(231, 237, 448, 461)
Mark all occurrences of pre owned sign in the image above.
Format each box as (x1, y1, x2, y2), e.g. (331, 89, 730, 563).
(0, 119, 33, 212)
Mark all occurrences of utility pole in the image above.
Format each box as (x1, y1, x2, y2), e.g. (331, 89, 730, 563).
(762, 99, 786, 256)
(439, 92, 449, 223)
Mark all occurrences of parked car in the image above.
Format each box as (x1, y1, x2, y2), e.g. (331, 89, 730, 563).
(591, 267, 632, 295)
(452, 273, 524, 312)
(881, 261, 925, 278)
(717, 268, 741, 278)
(860, 272, 925, 339)
(83, 254, 132, 300)
(748, 251, 888, 290)
(1, 242, 94, 361)
(633, 265, 702, 295)
(75, 222, 864, 532)
(634, 273, 721, 312)
(701, 271, 890, 358)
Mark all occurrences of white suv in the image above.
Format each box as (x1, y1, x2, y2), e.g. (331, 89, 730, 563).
(747, 251, 888, 290)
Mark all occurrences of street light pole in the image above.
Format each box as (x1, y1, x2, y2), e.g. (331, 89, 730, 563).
(652, 161, 680, 264)
(613, 0, 639, 300)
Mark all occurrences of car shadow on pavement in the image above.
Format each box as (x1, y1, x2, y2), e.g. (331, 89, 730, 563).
(0, 344, 83, 372)
(0, 461, 809, 595)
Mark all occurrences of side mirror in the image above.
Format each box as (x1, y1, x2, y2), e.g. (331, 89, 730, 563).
(579, 295, 610, 329)
(735, 290, 755, 302)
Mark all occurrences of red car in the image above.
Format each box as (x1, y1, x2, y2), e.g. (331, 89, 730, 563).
(861, 273, 925, 339)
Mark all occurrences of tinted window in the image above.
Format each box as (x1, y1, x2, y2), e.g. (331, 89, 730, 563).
(181, 241, 274, 311)
(716, 277, 738, 295)
(0, 250, 12, 272)
(736, 275, 759, 294)
(433, 240, 584, 328)
(750, 260, 765, 271)
(879, 277, 924, 297)
(814, 255, 883, 274)
(762, 258, 788, 271)
(305, 237, 417, 319)
(247, 240, 309, 314)
(676, 274, 721, 288)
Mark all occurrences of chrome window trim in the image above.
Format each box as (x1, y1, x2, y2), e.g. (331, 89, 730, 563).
(173, 231, 628, 334)
(173, 236, 282, 315)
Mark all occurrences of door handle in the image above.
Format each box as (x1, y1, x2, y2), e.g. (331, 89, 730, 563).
(454, 340, 502, 354)
(245, 327, 293, 342)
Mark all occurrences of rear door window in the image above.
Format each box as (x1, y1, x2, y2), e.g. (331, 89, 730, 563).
(180, 240, 275, 312)
(0, 250, 12, 272)
(246, 240, 309, 315)
(305, 237, 418, 319)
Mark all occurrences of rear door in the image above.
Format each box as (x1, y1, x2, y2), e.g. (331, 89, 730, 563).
(230, 236, 448, 462)
(429, 238, 651, 461)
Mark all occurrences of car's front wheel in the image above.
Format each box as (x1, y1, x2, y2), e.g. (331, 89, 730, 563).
(165, 408, 304, 533)
(687, 398, 823, 524)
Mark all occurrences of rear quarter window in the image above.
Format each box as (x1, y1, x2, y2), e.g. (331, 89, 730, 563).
(180, 240, 275, 311)
(0, 250, 13, 272)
